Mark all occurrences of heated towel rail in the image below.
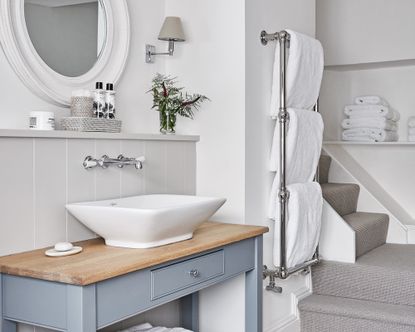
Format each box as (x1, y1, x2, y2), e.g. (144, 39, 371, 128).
(260, 30, 320, 293)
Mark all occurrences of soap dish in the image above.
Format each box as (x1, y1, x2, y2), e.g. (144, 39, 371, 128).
(45, 246, 83, 257)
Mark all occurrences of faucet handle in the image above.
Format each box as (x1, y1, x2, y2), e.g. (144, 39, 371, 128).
(135, 156, 145, 170)
(83, 156, 98, 169)
(98, 155, 109, 168)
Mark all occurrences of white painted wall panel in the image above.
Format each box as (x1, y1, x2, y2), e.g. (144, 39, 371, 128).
(317, 0, 415, 66)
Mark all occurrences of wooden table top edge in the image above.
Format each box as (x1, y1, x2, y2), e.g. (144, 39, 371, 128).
(0, 221, 269, 286)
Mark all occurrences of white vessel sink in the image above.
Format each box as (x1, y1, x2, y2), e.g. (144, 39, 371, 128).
(66, 194, 226, 249)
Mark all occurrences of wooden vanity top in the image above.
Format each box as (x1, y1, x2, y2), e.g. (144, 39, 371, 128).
(0, 222, 268, 286)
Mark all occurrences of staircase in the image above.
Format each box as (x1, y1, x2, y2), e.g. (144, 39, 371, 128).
(299, 155, 415, 331)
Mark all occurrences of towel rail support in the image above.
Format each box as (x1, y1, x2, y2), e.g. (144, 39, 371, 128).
(260, 30, 320, 292)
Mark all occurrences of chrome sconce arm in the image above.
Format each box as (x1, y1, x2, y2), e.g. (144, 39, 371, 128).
(145, 41, 175, 63)
(83, 155, 145, 170)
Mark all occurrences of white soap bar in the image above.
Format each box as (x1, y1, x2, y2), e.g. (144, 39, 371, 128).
(54, 242, 74, 252)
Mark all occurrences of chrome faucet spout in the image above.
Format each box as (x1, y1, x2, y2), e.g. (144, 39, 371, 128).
(83, 155, 145, 170)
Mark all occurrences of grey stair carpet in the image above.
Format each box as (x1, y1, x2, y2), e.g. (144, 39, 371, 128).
(313, 244, 415, 307)
(306, 154, 402, 331)
(321, 183, 360, 216)
(299, 294, 415, 332)
(319, 155, 332, 184)
(343, 212, 389, 257)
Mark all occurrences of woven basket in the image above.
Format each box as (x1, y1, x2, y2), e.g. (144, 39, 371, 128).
(60, 117, 122, 133)
(70, 96, 94, 118)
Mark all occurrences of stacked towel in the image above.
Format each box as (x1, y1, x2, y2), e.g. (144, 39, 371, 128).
(120, 323, 192, 332)
(270, 29, 324, 117)
(408, 116, 415, 142)
(354, 95, 389, 106)
(342, 96, 399, 142)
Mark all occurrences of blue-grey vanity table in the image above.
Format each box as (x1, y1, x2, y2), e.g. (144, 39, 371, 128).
(0, 222, 268, 332)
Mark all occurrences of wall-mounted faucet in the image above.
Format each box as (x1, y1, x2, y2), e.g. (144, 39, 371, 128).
(83, 155, 145, 170)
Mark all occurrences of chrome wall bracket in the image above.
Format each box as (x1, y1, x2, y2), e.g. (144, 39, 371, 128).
(83, 155, 145, 170)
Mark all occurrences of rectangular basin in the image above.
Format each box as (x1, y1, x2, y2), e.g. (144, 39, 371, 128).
(66, 195, 226, 248)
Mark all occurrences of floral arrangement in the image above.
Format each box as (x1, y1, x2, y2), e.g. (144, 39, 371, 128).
(149, 73, 209, 134)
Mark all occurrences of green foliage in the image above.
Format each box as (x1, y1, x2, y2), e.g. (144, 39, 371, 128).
(148, 73, 209, 120)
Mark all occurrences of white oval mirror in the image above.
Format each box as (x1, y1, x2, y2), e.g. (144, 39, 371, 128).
(0, 0, 130, 107)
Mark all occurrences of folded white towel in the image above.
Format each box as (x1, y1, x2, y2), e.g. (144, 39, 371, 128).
(408, 128, 415, 135)
(354, 95, 389, 106)
(341, 117, 398, 131)
(342, 128, 399, 142)
(344, 105, 400, 121)
(270, 30, 324, 117)
(408, 117, 415, 128)
(119, 323, 192, 332)
(272, 182, 322, 269)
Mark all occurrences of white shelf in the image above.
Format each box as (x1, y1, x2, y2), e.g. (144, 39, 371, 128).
(324, 140, 415, 146)
(0, 129, 200, 142)
(324, 58, 415, 72)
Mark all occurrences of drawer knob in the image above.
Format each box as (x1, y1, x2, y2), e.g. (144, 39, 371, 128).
(189, 269, 201, 278)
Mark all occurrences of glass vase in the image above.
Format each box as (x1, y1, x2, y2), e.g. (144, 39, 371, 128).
(159, 110, 176, 135)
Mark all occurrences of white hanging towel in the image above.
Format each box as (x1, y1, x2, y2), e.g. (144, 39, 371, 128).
(272, 182, 322, 269)
(270, 29, 324, 118)
(268, 109, 323, 219)
(354, 95, 389, 106)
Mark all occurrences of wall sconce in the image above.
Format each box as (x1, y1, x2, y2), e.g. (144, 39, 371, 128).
(145, 17, 186, 63)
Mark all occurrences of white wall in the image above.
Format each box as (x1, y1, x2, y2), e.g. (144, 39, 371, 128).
(317, 0, 415, 66)
(164, 1, 246, 331)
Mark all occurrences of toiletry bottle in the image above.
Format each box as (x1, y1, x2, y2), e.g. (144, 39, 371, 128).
(105, 83, 116, 119)
(93, 82, 105, 118)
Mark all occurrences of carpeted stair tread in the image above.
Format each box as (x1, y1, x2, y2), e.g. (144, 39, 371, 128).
(299, 294, 415, 332)
(318, 155, 332, 184)
(343, 212, 389, 257)
(312, 244, 415, 306)
(358, 243, 415, 271)
(321, 183, 360, 216)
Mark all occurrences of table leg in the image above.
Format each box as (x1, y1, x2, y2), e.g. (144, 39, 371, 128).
(245, 236, 263, 332)
(0, 275, 16, 332)
(66, 284, 97, 332)
(181, 292, 199, 332)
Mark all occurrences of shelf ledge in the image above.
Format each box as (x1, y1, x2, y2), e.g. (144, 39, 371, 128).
(325, 58, 415, 71)
(324, 141, 415, 146)
(0, 129, 200, 142)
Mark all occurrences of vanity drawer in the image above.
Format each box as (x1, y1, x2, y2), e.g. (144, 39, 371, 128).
(151, 250, 225, 300)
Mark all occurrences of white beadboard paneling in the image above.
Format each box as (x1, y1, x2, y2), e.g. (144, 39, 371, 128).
(120, 140, 145, 197)
(0, 138, 34, 255)
(165, 141, 187, 194)
(34, 139, 67, 248)
(144, 141, 167, 194)
(66, 139, 96, 242)
(184, 142, 197, 195)
(95, 139, 122, 200)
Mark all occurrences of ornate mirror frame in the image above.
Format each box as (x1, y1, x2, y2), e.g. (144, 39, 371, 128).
(0, 0, 130, 107)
